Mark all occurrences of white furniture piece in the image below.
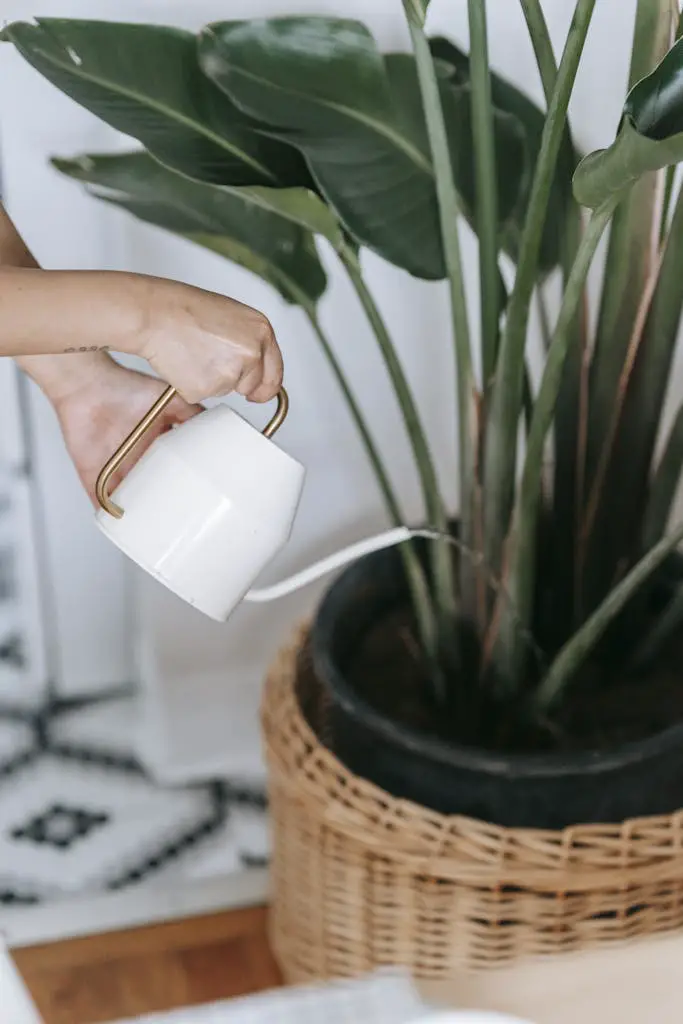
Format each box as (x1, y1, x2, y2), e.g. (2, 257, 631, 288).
(110, 972, 534, 1024)
(421, 928, 683, 1024)
(0, 941, 42, 1022)
(112, 971, 425, 1024)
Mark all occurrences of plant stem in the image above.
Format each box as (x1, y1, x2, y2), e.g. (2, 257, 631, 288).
(522, 362, 535, 433)
(338, 242, 459, 639)
(554, 203, 585, 631)
(660, 165, 676, 244)
(403, 6, 479, 625)
(580, 171, 683, 616)
(632, 582, 683, 669)
(519, 0, 558, 97)
(467, 0, 500, 390)
(579, 0, 676, 615)
(659, 6, 683, 241)
(536, 514, 683, 711)
(301, 305, 402, 523)
(300, 300, 440, 675)
(536, 285, 553, 351)
(483, 0, 596, 577)
(642, 399, 683, 552)
(520, 0, 586, 635)
(270, 255, 442, 670)
(491, 198, 617, 684)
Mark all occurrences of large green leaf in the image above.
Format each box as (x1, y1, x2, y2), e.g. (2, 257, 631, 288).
(221, 184, 343, 247)
(1, 18, 308, 187)
(52, 150, 327, 305)
(429, 35, 577, 273)
(574, 34, 683, 207)
(199, 17, 441, 278)
(198, 17, 526, 280)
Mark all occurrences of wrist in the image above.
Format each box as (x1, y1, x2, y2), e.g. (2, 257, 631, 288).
(107, 271, 160, 359)
(17, 351, 117, 406)
(132, 275, 187, 363)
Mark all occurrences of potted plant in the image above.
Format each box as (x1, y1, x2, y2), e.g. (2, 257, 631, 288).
(8, 0, 683, 977)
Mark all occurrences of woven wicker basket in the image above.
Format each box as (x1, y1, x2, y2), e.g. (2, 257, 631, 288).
(262, 626, 683, 980)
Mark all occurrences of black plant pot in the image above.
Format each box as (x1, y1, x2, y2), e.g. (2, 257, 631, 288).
(309, 539, 683, 829)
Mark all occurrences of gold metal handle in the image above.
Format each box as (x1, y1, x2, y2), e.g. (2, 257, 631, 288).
(96, 386, 290, 520)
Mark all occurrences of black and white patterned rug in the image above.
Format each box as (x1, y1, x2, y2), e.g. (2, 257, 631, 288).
(0, 693, 269, 913)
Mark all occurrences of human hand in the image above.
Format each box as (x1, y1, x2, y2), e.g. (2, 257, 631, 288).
(138, 279, 284, 406)
(42, 353, 201, 506)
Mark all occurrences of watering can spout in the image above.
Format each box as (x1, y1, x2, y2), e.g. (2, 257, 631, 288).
(244, 526, 413, 603)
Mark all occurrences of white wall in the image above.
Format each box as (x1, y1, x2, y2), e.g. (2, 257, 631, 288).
(2, 0, 674, 778)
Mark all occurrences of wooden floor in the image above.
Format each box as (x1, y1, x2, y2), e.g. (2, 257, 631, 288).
(13, 905, 282, 1024)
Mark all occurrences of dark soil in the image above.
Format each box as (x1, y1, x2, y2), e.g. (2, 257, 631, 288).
(345, 606, 683, 756)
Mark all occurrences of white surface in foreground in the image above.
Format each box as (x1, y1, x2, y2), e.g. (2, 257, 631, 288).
(110, 971, 536, 1024)
(112, 970, 425, 1024)
(0, 943, 42, 1023)
(423, 927, 683, 1024)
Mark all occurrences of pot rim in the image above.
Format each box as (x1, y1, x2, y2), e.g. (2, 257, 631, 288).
(310, 545, 683, 782)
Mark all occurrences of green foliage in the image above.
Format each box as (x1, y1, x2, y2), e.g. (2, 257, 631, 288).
(52, 151, 328, 305)
(7, 2, 683, 741)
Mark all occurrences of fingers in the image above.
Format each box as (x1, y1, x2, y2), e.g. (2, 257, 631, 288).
(168, 395, 203, 423)
(252, 330, 285, 402)
(236, 317, 284, 403)
(235, 362, 265, 399)
(142, 282, 285, 404)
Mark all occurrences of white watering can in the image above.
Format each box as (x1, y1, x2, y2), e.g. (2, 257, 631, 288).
(95, 385, 415, 621)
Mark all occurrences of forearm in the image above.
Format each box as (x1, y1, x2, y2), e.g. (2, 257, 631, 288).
(0, 202, 36, 270)
(0, 204, 118, 398)
(0, 204, 276, 406)
(0, 267, 153, 359)
(0, 204, 164, 406)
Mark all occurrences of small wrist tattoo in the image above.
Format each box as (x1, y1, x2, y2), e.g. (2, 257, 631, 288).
(64, 345, 110, 353)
